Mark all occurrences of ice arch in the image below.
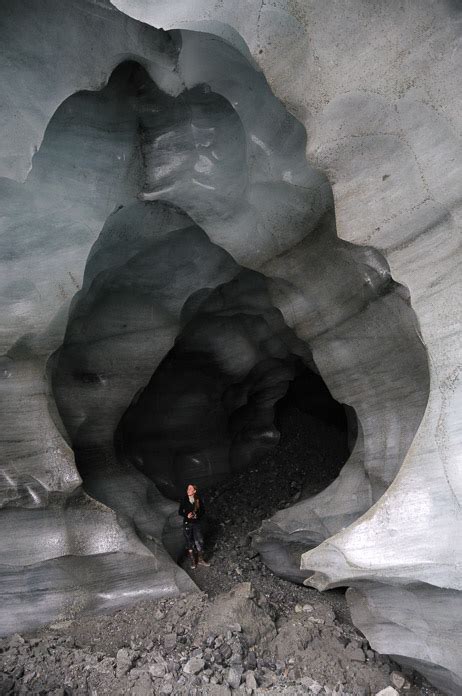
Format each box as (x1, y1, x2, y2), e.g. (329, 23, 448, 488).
(43, 55, 428, 557)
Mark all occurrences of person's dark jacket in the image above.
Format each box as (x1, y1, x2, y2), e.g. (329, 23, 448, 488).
(178, 495, 205, 524)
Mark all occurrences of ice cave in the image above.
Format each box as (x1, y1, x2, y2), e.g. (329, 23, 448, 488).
(0, 1, 461, 694)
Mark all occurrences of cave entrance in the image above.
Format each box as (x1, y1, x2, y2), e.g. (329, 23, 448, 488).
(116, 269, 354, 499)
(113, 266, 355, 572)
(47, 28, 429, 596)
(117, 348, 352, 504)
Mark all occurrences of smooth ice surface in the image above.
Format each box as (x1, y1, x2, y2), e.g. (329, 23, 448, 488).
(0, 0, 461, 691)
(347, 584, 462, 696)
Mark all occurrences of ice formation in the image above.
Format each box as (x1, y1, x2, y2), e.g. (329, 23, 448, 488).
(0, 1, 461, 692)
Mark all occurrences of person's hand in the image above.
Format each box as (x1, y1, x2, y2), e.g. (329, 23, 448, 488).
(187, 512, 194, 518)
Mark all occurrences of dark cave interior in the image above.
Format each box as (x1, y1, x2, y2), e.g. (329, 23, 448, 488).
(117, 348, 352, 503)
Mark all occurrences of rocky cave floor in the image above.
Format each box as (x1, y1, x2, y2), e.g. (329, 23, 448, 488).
(0, 407, 442, 696)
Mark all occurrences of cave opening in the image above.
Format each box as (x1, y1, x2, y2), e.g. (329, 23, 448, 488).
(44, 50, 354, 524)
(42, 28, 429, 596)
(115, 334, 353, 498)
(112, 269, 355, 569)
(114, 268, 353, 502)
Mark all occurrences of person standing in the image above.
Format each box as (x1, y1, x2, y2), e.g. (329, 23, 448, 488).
(178, 484, 210, 569)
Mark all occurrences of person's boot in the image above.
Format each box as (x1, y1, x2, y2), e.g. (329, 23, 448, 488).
(188, 549, 197, 569)
(197, 551, 210, 567)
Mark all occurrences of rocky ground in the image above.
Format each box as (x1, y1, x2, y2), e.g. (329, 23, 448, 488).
(0, 404, 443, 695)
(189, 402, 350, 611)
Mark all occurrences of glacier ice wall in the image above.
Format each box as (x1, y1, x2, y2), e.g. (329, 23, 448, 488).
(0, 1, 461, 692)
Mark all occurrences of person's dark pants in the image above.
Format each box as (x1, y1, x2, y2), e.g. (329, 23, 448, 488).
(183, 521, 204, 553)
